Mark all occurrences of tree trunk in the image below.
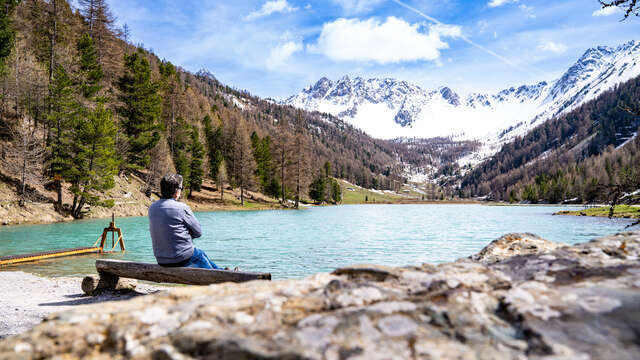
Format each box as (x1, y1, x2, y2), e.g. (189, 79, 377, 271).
(49, 0, 57, 83)
(280, 150, 285, 204)
(19, 142, 26, 206)
(295, 159, 300, 209)
(73, 196, 86, 219)
(56, 181, 62, 210)
(71, 194, 77, 213)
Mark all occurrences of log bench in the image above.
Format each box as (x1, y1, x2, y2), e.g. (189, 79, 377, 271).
(82, 259, 272, 295)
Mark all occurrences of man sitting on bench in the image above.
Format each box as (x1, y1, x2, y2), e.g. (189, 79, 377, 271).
(149, 174, 220, 269)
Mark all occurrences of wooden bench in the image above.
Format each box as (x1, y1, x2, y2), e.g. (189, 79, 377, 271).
(82, 259, 272, 295)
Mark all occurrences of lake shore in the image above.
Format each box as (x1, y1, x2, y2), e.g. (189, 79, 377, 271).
(0, 271, 169, 339)
(1, 231, 639, 358)
(554, 204, 640, 219)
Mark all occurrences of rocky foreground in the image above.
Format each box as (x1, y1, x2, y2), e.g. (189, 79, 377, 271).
(1, 232, 639, 359)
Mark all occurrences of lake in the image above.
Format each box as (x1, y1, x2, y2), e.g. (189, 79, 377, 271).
(0, 204, 633, 279)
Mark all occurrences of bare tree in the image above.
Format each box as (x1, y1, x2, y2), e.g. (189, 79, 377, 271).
(231, 119, 255, 206)
(291, 112, 311, 208)
(2, 115, 45, 206)
(217, 158, 227, 202)
(273, 121, 293, 204)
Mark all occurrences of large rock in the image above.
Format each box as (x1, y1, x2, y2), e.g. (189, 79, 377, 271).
(1, 232, 639, 359)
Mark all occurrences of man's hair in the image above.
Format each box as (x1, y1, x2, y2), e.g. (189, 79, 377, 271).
(160, 174, 183, 199)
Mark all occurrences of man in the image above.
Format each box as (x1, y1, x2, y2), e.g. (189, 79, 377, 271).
(149, 174, 220, 269)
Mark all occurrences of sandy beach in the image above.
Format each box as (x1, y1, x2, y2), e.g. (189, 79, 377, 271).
(0, 271, 168, 339)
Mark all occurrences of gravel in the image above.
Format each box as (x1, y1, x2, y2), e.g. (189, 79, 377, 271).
(0, 271, 168, 339)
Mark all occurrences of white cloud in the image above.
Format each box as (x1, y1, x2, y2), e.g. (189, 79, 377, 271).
(266, 40, 303, 70)
(331, 0, 384, 14)
(592, 6, 621, 17)
(243, 0, 298, 21)
(519, 4, 535, 18)
(488, 0, 518, 8)
(309, 17, 461, 64)
(537, 40, 567, 54)
(477, 20, 489, 34)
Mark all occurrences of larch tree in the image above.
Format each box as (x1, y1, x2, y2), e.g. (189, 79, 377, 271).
(231, 119, 255, 206)
(3, 114, 45, 206)
(217, 158, 227, 202)
(291, 113, 311, 208)
(273, 121, 292, 204)
(78, 0, 118, 72)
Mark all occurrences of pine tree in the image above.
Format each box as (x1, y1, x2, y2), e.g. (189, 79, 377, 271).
(187, 126, 204, 198)
(251, 131, 278, 198)
(159, 60, 180, 156)
(69, 102, 118, 218)
(118, 50, 162, 170)
(331, 179, 342, 204)
(76, 33, 103, 98)
(0, 0, 19, 73)
(203, 114, 223, 182)
(309, 173, 325, 204)
(46, 64, 79, 210)
(172, 116, 192, 190)
(67, 33, 118, 218)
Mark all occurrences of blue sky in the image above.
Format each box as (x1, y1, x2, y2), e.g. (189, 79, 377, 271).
(100, 0, 640, 99)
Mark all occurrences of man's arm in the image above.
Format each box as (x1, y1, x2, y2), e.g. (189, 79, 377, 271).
(182, 207, 202, 239)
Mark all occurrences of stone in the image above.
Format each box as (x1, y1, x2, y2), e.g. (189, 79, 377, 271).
(1, 232, 640, 359)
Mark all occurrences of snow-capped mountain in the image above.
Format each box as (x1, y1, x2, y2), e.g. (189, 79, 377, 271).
(284, 40, 640, 144)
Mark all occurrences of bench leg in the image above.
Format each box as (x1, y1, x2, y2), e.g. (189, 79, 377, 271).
(82, 272, 137, 296)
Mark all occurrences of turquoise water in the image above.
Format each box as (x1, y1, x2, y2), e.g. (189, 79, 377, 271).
(0, 204, 634, 279)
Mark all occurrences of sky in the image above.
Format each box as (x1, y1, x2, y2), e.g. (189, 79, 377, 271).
(97, 0, 640, 100)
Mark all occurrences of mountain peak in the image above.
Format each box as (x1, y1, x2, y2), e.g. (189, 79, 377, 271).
(439, 86, 461, 106)
(283, 41, 640, 141)
(196, 68, 216, 80)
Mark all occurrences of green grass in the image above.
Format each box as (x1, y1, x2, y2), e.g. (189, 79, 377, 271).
(556, 205, 640, 219)
(338, 180, 404, 204)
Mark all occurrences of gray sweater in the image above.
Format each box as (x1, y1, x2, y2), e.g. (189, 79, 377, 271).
(148, 198, 202, 264)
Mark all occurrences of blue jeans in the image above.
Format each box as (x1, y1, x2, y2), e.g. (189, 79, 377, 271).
(160, 247, 219, 269)
(185, 247, 220, 269)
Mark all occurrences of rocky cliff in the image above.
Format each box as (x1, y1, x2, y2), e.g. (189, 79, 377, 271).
(1, 231, 639, 359)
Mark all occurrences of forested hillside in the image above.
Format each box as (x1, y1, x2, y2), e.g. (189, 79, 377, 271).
(0, 0, 412, 218)
(461, 75, 640, 203)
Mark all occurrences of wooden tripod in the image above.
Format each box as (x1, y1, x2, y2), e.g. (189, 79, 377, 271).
(96, 213, 125, 253)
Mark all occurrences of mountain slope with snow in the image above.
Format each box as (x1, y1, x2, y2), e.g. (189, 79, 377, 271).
(284, 41, 640, 144)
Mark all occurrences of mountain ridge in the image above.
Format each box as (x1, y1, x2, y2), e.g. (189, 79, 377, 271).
(284, 40, 640, 144)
